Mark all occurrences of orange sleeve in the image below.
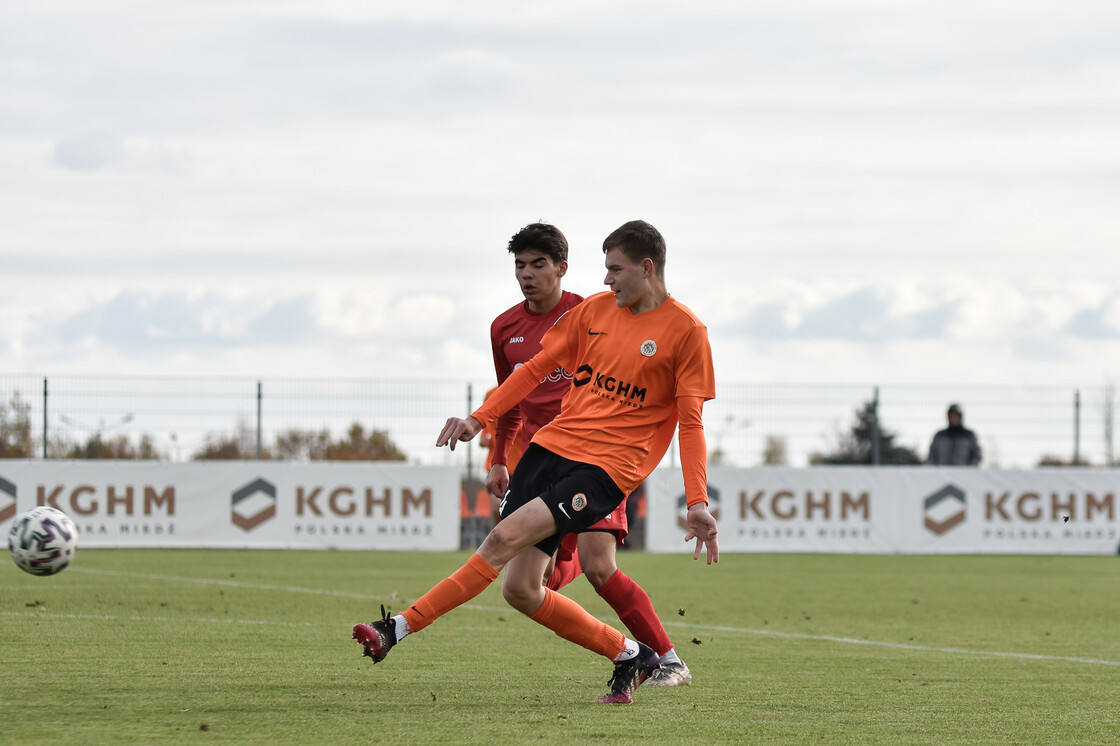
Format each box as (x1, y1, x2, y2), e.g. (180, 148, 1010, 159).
(677, 395, 709, 507)
(640, 410, 679, 480)
(471, 350, 559, 428)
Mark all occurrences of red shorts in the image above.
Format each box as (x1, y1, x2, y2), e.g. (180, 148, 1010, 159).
(546, 499, 630, 591)
(586, 495, 629, 541)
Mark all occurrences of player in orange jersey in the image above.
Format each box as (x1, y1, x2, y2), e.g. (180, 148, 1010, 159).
(486, 221, 692, 687)
(352, 220, 717, 705)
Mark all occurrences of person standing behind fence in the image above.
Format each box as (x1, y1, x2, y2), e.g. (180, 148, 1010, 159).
(927, 403, 982, 465)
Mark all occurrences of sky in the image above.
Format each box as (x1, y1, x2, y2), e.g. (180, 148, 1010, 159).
(2, 0, 1120, 391)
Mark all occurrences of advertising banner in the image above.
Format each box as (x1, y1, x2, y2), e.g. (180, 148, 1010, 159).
(646, 466, 1120, 555)
(4, 462, 1116, 554)
(0, 461, 460, 550)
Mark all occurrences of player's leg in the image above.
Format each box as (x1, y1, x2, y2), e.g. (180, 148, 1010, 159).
(578, 530, 692, 687)
(504, 447, 657, 702)
(501, 545, 657, 704)
(402, 497, 557, 629)
(351, 496, 557, 662)
(544, 532, 582, 590)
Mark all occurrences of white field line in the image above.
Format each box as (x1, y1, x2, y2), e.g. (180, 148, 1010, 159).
(65, 566, 377, 599)
(670, 623, 1120, 668)
(20, 566, 1118, 668)
(0, 610, 317, 627)
(0, 584, 100, 591)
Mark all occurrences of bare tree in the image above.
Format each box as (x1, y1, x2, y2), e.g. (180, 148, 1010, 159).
(762, 435, 788, 466)
(0, 392, 34, 458)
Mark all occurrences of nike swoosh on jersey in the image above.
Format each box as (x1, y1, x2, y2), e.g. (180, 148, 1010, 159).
(557, 504, 571, 519)
(588, 330, 607, 336)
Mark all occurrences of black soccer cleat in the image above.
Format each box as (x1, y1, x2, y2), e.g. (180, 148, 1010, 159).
(597, 642, 658, 704)
(352, 604, 397, 664)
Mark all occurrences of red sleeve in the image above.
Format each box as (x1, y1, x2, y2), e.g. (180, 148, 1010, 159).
(490, 320, 522, 467)
(472, 350, 559, 428)
(676, 396, 709, 507)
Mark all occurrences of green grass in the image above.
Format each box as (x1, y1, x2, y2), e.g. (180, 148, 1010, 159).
(2, 550, 1118, 744)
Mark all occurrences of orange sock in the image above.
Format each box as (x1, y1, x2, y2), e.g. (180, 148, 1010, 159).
(402, 554, 500, 633)
(529, 587, 626, 660)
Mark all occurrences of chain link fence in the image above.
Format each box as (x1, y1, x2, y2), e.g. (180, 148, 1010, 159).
(1, 374, 1115, 471)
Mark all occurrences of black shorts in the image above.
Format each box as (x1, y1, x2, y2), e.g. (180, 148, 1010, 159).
(499, 444, 626, 556)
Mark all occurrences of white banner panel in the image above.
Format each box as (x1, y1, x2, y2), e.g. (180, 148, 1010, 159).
(646, 466, 1120, 555)
(0, 461, 459, 550)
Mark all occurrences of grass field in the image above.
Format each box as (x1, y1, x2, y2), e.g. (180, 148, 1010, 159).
(2, 549, 1118, 745)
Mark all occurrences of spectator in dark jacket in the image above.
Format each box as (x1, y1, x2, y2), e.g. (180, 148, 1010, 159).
(927, 403, 982, 465)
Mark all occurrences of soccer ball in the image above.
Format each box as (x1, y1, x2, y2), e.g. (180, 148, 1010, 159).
(8, 506, 79, 576)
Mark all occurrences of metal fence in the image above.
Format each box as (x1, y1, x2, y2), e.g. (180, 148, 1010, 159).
(707, 383, 1115, 470)
(1, 374, 1115, 472)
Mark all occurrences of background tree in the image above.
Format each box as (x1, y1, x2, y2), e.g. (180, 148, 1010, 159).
(810, 399, 921, 465)
(192, 422, 406, 461)
(324, 423, 407, 461)
(1037, 454, 1091, 467)
(194, 420, 265, 460)
(762, 435, 788, 466)
(64, 433, 164, 460)
(0, 392, 34, 458)
(273, 428, 331, 461)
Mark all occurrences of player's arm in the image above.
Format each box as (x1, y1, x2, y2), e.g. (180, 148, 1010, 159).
(486, 334, 520, 497)
(677, 395, 719, 565)
(489, 329, 522, 469)
(437, 350, 559, 450)
(488, 408, 522, 497)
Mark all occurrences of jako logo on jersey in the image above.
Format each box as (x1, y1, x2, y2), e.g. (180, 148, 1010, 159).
(641, 340, 657, 357)
(571, 493, 588, 512)
(572, 364, 647, 402)
(508, 336, 525, 343)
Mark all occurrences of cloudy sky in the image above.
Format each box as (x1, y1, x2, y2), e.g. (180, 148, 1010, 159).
(3, 0, 1119, 389)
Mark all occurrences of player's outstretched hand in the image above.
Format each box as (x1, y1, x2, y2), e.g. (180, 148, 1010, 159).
(684, 503, 719, 565)
(436, 416, 483, 451)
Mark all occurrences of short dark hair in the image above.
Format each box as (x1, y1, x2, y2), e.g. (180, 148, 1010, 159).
(507, 222, 568, 264)
(602, 220, 666, 277)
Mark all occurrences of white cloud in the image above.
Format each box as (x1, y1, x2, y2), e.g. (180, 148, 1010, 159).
(51, 128, 125, 171)
(2, 0, 1120, 388)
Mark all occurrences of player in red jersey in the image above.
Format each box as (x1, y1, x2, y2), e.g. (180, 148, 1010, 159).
(352, 220, 717, 705)
(485, 222, 691, 687)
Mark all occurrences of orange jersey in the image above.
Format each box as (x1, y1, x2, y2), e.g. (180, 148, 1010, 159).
(473, 291, 715, 502)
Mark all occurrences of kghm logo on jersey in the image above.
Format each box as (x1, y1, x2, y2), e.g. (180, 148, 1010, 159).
(571, 493, 588, 512)
(572, 364, 647, 404)
(641, 339, 657, 357)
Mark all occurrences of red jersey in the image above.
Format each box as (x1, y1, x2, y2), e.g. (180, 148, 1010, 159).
(488, 290, 584, 466)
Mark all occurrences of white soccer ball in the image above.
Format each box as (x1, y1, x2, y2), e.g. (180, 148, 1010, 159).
(8, 507, 79, 576)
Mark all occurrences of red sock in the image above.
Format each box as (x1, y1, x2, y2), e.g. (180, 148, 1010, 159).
(402, 554, 500, 633)
(597, 569, 673, 657)
(529, 587, 626, 660)
(545, 534, 582, 591)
